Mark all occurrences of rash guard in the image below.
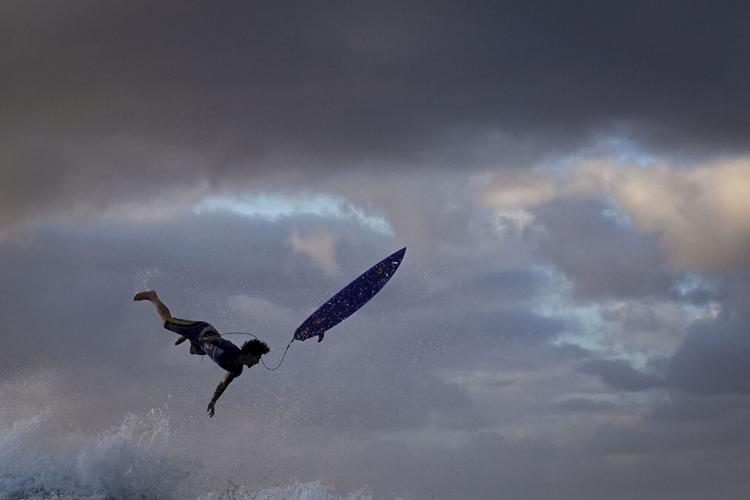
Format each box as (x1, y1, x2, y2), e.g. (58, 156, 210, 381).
(163, 318, 243, 377)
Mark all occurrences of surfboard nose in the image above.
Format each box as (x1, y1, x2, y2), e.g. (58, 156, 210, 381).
(390, 247, 406, 265)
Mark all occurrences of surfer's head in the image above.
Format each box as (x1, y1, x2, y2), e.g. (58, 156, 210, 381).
(239, 339, 270, 366)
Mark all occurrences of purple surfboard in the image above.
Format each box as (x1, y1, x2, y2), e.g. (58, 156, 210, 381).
(294, 247, 406, 342)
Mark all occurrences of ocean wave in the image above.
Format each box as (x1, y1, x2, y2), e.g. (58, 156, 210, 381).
(0, 409, 378, 500)
(198, 481, 373, 500)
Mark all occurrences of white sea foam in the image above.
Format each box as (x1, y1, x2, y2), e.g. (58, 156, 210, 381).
(198, 482, 373, 500)
(0, 409, 379, 500)
(0, 408, 187, 499)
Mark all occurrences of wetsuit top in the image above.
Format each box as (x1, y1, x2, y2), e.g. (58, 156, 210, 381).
(202, 337, 243, 377)
(163, 318, 243, 377)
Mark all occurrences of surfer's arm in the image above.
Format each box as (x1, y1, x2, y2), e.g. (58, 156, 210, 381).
(207, 372, 235, 417)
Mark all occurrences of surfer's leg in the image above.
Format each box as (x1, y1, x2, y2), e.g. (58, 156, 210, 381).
(133, 290, 173, 323)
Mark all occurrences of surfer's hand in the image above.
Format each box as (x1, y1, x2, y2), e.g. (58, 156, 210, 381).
(207, 402, 215, 418)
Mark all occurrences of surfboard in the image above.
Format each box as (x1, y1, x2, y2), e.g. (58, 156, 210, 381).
(294, 247, 407, 342)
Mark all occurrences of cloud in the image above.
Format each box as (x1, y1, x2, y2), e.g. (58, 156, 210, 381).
(665, 296, 750, 395)
(580, 358, 663, 392)
(533, 199, 674, 298)
(4, 189, 750, 498)
(4, 2, 750, 233)
(553, 397, 621, 414)
(603, 159, 750, 270)
(288, 228, 339, 274)
(484, 157, 750, 272)
(4, 3, 750, 497)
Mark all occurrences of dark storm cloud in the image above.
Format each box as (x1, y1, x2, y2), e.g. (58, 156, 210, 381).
(3, 1, 750, 229)
(6, 0, 747, 154)
(666, 300, 750, 396)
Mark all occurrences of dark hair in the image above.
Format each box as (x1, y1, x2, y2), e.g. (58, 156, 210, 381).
(240, 339, 270, 356)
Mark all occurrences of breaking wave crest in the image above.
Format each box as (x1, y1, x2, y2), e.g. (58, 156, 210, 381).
(0, 409, 374, 500)
(0, 408, 188, 500)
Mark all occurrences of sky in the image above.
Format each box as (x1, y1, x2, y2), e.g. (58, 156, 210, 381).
(2, 1, 750, 499)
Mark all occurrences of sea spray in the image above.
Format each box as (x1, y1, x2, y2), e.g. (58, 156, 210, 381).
(0, 408, 193, 499)
(198, 481, 374, 500)
(0, 409, 399, 500)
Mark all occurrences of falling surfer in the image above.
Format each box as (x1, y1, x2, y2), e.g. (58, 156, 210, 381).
(134, 290, 269, 417)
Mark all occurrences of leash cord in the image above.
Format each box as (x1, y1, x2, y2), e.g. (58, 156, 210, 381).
(222, 332, 294, 371)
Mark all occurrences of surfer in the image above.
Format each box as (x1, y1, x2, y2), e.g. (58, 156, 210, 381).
(134, 290, 269, 417)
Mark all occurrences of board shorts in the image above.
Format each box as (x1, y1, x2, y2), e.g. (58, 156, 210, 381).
(163, 318, 219, 355)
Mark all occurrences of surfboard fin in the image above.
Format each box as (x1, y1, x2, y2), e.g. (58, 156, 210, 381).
(317, 331, 325, 343)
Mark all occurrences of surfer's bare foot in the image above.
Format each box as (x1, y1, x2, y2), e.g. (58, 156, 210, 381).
(174, 336, 188, 346)
(133, 290, 157, 302)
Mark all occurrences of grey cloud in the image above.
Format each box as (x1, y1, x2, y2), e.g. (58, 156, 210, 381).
(4, 1, 750, 229)
(0, 208, 609, 498)
(534, 200, 676, 299)
(589, 410, 750, 459)
(4, 3, 750, 496)
(581, 358, 663, 392)
(646, 393, 750, 424)
(0, 210, 534, 435)
(577, 275, 750, 397)
(553, 397, 621, 414)
(329, 424, 750, 500)
(471, 268, 545, 304)
(5, 208, 750, 497)
(666, 307, 750, 395)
